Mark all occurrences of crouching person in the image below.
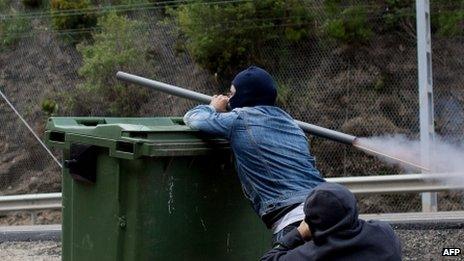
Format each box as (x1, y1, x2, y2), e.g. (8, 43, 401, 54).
(261, 183, 402, 261)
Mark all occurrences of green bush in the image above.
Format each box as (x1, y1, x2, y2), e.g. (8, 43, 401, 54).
(322, 1, 372, 44)
(439, 12, 464, 36)
(0, 10, 30, 50)
(169, 0, 313, 76)
(41, 99, 58, 115)
(0, 0, 10, 11)
(74, 12, 150, 116)
(382, 0, 415, 33)
(379, 0, 464, 37)
(22, 0, 42, 8)
(435, 8, 464, 37)
(93, 0, 150, 4)
(50, 0, 97, 43)
(381, 0, 464, 37)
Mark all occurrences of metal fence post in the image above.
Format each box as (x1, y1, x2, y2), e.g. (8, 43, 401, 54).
(416, 0, 437, 212)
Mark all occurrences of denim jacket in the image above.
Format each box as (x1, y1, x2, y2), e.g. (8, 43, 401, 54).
(183, 105, 325, 217)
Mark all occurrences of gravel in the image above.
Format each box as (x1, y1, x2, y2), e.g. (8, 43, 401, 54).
(0, 227, 462, 260)
(395, 226, 464, 261)
(0, 241, 60, 261)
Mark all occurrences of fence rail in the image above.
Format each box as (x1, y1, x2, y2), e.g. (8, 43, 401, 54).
(0, 174, 462, 214)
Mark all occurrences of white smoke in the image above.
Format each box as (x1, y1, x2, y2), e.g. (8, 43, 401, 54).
(356, 134, 464, 186)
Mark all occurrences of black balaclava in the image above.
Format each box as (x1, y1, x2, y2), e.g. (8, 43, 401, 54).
(229, 66, 277, 109)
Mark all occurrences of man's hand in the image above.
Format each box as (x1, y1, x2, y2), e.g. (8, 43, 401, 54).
(297, 220, 312, 241)
(210, 95, 229, 112)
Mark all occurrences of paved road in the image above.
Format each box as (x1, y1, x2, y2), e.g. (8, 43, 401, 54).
(1, 212, 463, 260)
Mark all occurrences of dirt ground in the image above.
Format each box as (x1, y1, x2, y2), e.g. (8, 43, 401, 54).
(0, 210, 61, 226)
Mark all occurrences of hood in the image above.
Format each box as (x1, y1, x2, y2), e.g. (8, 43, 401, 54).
(229, 66, 277, 109)
(303, 182, 361, 245)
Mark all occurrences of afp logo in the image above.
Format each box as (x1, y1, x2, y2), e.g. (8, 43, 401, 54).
(442, 248, 461, 256)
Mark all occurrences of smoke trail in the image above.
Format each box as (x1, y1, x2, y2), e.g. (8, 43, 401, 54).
(356, 134, 464, 185)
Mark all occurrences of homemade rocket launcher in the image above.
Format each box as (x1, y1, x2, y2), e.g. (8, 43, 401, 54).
(116, 71, 429, 172)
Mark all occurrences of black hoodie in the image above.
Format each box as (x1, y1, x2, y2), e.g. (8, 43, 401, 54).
(260, 183, 402, 261)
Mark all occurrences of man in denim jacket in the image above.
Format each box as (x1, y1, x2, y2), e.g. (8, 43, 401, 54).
(184, 66, 325, 243)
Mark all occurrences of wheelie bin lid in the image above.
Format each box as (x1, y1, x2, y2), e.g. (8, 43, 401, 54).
(45, 117, 229, 159)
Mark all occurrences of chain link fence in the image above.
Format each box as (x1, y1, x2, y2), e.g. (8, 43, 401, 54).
(0, 0, 463, 214)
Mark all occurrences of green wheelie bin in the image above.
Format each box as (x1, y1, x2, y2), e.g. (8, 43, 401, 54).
(45, 117, 270, 261)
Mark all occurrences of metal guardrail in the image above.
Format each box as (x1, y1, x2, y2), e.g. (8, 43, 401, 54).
(0, 193, 61, 213)
(0, 174, 462, 214)
(329, 173, 464, 194)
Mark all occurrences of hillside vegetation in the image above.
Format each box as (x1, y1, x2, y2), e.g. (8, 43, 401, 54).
(0, 0, 463, 212)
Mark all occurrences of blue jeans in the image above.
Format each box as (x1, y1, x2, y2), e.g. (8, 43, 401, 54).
(271, 221, 302, 246)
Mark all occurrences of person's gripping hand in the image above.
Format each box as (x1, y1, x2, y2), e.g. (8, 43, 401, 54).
(210, 95, 229, 112)
(297, 220, 312, 241)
